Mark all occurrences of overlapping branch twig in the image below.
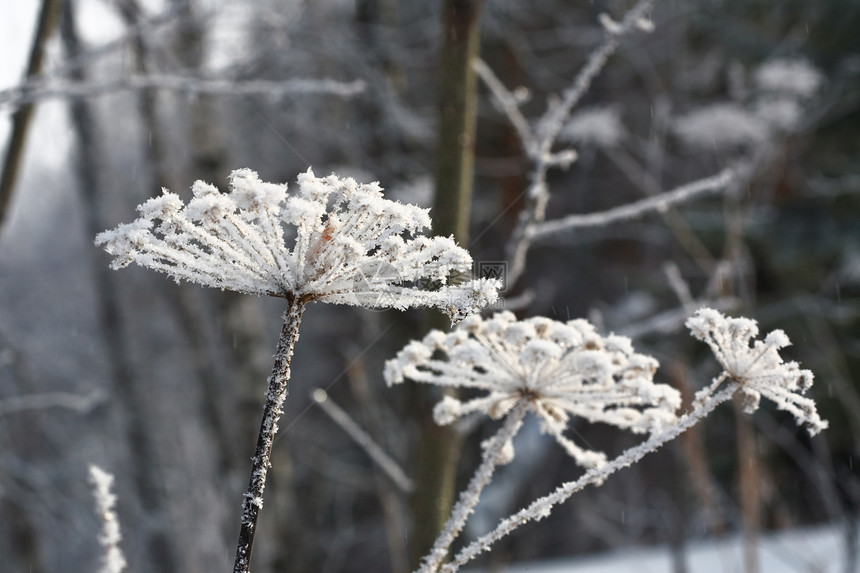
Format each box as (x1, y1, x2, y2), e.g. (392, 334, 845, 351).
(0, 75, 366, 108)
(313, 389, 414, 494)
(474, 0, 659, 288)
(532, 168, 735, 240)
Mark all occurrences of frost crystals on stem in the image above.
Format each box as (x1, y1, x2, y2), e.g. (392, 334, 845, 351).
(89, 465, 126, 573)
(386, 312, 680, 572)
(96, 170, 501, 573)
(387, 309, 826, 572)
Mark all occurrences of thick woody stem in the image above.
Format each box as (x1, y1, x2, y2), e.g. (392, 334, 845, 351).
(233, 296, 306, 573)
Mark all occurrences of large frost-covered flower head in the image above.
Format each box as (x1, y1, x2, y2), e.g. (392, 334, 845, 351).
(96, 169, 500, 320)
(686, 308, 827, 435)
(385, 312, 681, 468)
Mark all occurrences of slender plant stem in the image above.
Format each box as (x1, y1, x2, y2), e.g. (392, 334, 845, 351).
(442, 384, 739, 573)
(234, 295, 306, 573)
(418, 400, 528, 573)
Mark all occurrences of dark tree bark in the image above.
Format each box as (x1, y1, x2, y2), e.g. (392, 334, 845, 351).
(60, 2, 180, 570)
(0, 0, 61, 245)
(410, 0, 484, 567)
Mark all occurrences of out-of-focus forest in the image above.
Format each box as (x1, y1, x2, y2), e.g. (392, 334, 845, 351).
(0, 0, 858, 571)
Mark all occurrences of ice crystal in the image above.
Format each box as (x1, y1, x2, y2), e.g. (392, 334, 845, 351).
(96, 169, 499, 320)
(686, 308, 827, 435)
(385, 312, 681, 468)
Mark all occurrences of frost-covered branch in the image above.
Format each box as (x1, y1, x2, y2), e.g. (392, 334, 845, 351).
(441, 384, 737, 573)
(89, 465, 127, 573)
(532, 168, 734, 240)
(0, 390, 104, 416)
(534, 0, 656, 151)
(486, 0, 657, 287)
(387, 308, 825, 571)
(313, 389, 414, 494)
(386, 312, 681, 571)
(416, 400, 529, 573)
(234, 298, 304, 572)
(0, 75, 366, 108)
(472, 59, 534, 157)
(618, 296, 739, 340)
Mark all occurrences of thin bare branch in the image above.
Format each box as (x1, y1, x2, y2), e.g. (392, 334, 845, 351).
(532, 168, 734, 239)
(472, 59, 534, 156)
(0, 390, 104, 416)
(0, 76, 366, 108)
(500, 0, 657, 288)
(313, 389, 414, 494)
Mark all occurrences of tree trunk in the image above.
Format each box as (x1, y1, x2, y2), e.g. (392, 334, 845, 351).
(0, 0, 61, 244)
(410, 0, 484, 567)
(60, 1, 180, 570)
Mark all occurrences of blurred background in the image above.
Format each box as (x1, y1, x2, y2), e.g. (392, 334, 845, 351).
(0, 0, 858, 571)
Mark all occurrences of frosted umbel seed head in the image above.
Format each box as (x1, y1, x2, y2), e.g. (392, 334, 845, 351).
(686, 308, 827, 435)
(385, 312, 681, 468)
(96, 169, 500, 321)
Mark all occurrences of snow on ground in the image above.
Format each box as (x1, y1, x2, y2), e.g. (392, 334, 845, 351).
(474, 524, 852, 573)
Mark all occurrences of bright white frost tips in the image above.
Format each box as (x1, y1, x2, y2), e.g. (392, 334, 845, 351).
(95, 169, 500, 321)
(89, 465, 126, 573)
(385, 312, 681, 468)
(686, 308, 827, 435)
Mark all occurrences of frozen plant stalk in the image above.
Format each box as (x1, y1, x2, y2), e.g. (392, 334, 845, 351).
(96, 169, 500, 573)
(386, 309, 826, 572)
(89, 465, 126, 573)
(385, 312, 681, 573)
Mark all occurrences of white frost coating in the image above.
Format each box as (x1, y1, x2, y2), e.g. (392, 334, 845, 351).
(441, 384, 740, 573)
(385, 312, 681, 468)
(560, 105, 625, 147)
(96, 169, 500, 321)
(89, 465, 127, 573)
(673, 103, 768, 150)
(686, 308, 828, 435)
(754, 59, 823, 99)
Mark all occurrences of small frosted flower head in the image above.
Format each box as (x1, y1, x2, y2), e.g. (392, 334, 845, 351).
(754, 59, 822, 99)
(560, 105, 626, 148)
(673, 104, 768, 151)
(385, 313, 681, 468)
(686, 308, 827, 435)
(96, 169, 500, 320)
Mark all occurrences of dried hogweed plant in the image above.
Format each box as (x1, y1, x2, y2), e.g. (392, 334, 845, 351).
(385, 309, 826, 573)
(95, 168, 500, 573)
